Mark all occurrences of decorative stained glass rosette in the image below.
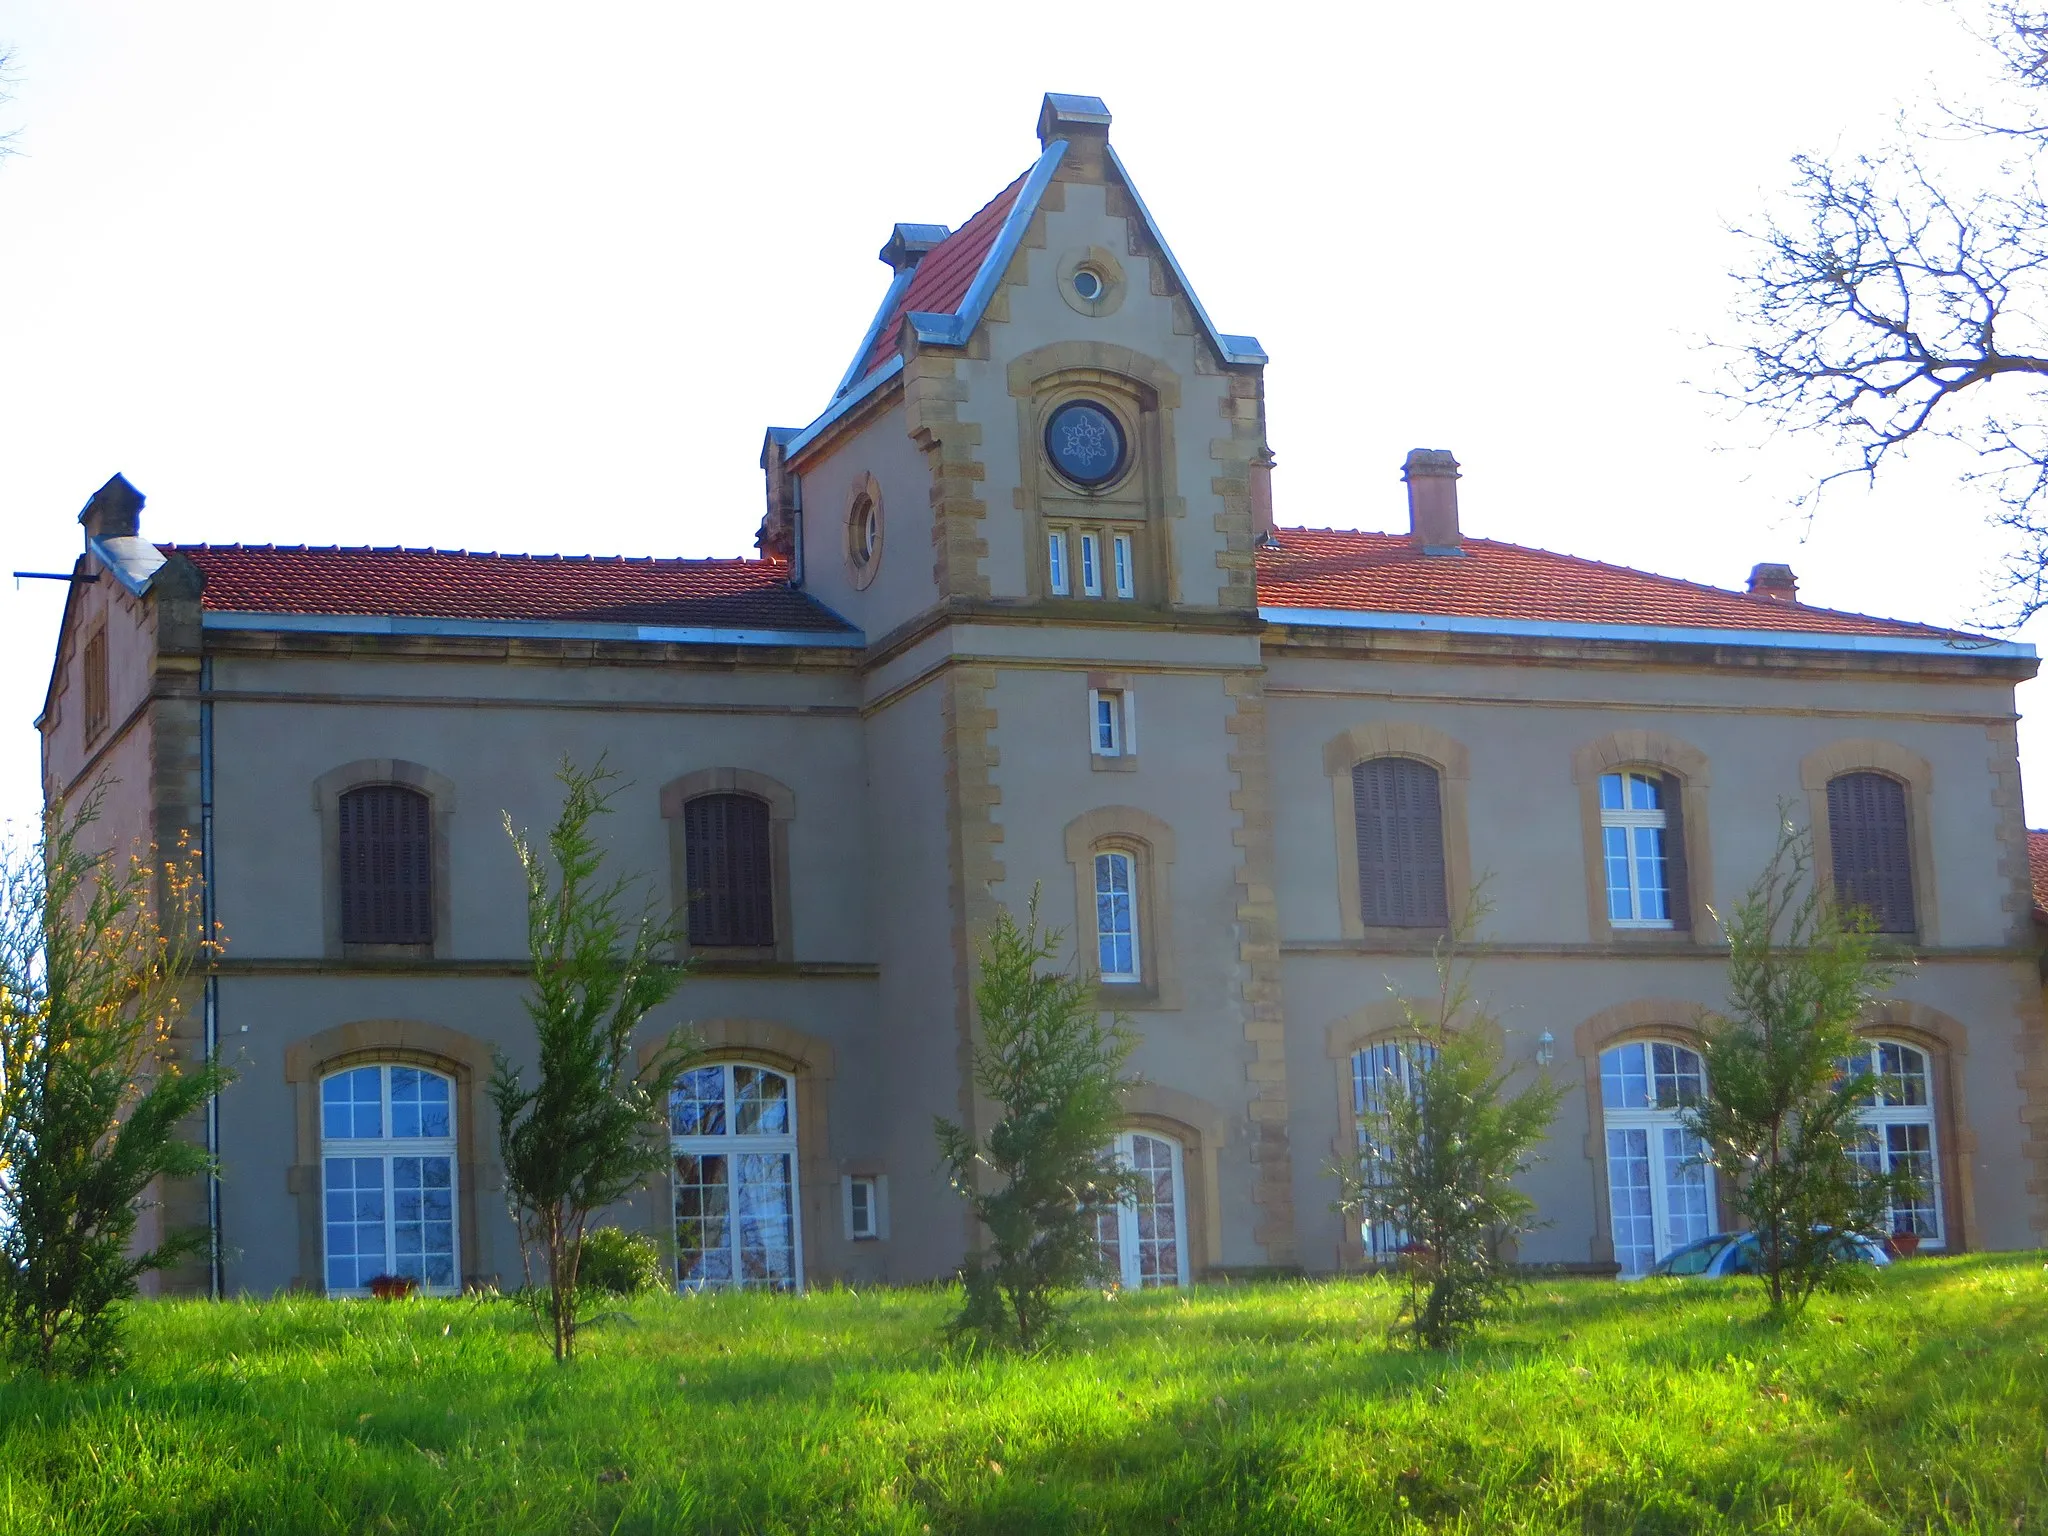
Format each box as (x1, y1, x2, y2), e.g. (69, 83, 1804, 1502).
(1044, 401, 1127, 487)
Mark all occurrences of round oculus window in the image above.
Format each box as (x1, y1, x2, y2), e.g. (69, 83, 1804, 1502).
(1071, 267, 1105, 302)
(1044, 400, 1127, 487)
(848, 494, 879, 570)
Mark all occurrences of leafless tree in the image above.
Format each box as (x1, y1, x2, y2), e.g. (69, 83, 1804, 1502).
(1717, 5, 2048, 620)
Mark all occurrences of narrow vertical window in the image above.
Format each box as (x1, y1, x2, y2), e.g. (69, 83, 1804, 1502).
(1096, 1131, 1188, 1286)
(1351, 757, 1448, 928)
(670, 1062, 800, 1290)
(683, 794, 774, 947)
(1600, 771, 1678, 928)
(1112, 533, 1134, 598)
(1080, 533, 1102, 597)
(1845, 1040, 1943, 1246)
(1047, 530, 1069, 596)
(338, 785, 434, 946)
(1352, 1039, 1438, 1261)
(1827, 772, 1915, 934)
(1089, 689, 1123, 756)
(1093, 850, 1139, 981)
(82, 629, 110, 744)
(847, 1176, 878, 1240)
(1599, 1041, 1713, 1276)
(321, 1065, 459, 1294)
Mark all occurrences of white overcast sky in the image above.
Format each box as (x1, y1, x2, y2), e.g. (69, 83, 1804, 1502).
(2, 2, 2043, 838)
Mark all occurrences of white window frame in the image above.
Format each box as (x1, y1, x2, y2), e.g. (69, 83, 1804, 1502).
(1600, 770, 1673, 929)
(319, 1064, 461, 1297)
(1047, 530, 1069, 596)
(1079, 533, 1103, 597)
(1847, 1039, 1944, 1248)
(1351, 1038, 1437, 1261)
(1112, 533, 1135, 599)
(841, 1174, 887, 1242)
(669, 1062, 805, 1291)
(1088, 687, 1136, 757)
(1097, 1130, 1190, 1287)
(1600, 1040, 1715, 1276)
(1093, 849, 1141, 983)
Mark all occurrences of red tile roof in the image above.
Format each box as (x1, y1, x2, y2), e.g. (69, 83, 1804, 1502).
(159, 544, 854, 633)
(851, 170, 1029, 384)
(2029, 830, 2048, 923)
(1254, 527, 1973, 640)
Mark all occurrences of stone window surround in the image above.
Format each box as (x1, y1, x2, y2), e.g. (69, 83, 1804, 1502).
(1322, 723, 1472, 943)
(1064, 805, 1181, 1010)
(659, 768, 796, 964)
(1569, 730, 1714, 947)
(1056, 243, 1129, 320)
(312, 759, 456, 961)
(283, 1018, 495, 1293)
(1571, 997, 1973, 1266)
(1116, 1082, 1229, 1278)
(1800, 739, 1940, 944)
(844, 471, 884, 592)
(1008, 341, 1183, 609)
(634, 1018, 840, 1287)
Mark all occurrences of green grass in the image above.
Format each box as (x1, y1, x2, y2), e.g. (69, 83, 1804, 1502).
(2, 1255, 2045, 1534)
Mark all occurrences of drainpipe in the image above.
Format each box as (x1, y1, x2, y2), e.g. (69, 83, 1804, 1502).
(200, 654, 222, 1300)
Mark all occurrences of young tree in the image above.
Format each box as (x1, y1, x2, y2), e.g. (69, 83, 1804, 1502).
(1713, 3, 2048, 618)
(0, 791, 229, 1375)
(1336, 901, 1562, 1351)
(1682, 820, 1909, 1315)
(935, 893, 1140, 1349)
(489, 760, 694, 1363)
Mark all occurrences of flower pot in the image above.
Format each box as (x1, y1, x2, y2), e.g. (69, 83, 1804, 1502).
(1884, 1232, 1922, 1260)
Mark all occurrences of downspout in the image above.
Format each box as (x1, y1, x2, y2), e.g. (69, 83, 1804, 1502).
(200, 654, 222, 1299)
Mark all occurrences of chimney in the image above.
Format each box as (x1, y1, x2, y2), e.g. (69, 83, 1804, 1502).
(1250, 447, 1276, 544)
(79, 472, 144, 544)
(1747, 562, 1799, 603)
(879, 222, 950, 274)
(1403, 449, 1462, 554)
(757, 429, 800, 570)
(1036, 93, 1112, 178)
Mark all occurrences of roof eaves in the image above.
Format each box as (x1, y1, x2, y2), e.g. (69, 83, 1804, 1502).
(1257, 605, 2038, 659)
(201, 611, 866, 648)
(1105, 145, 1266, 367)
(784, 352, 905, 463)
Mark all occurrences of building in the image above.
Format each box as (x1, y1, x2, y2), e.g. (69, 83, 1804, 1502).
(38, 95, 2048, 1297)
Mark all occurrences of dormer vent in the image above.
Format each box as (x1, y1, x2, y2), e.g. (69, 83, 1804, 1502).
(879, 223, 950, 273)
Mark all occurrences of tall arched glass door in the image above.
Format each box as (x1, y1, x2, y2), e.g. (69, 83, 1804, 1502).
(1096, 1130, 1189, 1288)
(1352, 1038, 1438, 1262)
(1600, 1040, 1715, 1276)
(320, 1064, 459, 1294)
(669, 1062, 802, 1291)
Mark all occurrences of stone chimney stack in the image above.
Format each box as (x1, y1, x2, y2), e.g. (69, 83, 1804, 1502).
(1036, 93, 1112, 179)
(78, 472, 144, 544)
(1747, 562, 1799, 603)
(1403, 449, 1462, 554)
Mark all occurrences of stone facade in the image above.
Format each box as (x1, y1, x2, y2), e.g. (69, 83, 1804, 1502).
(37, 97, 2048, 1297)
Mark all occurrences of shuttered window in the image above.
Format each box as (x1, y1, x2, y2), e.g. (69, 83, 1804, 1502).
(338, 785, 434, 945)
(1352, 757, 1449, 928)
(683, 794, 775, 948)
(1827, 772, 1916, 934)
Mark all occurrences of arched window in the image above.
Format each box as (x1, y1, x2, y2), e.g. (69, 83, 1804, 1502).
(682, 794, 775, 948)
(320, 1064, 458, 1294)
(1096, 1130, 1189, 1288)
(1351, 1038, 1438, 1261)
(338, 785, 433, 945)
(669, 1062, 801, 1290)
(1826, 772, 1916, 934)
(1600, 1041, 1714, 1276)
(1352, 757, 1448, 928)
(1845, 1039, 1943, 1246)
(1094, 850, 1141, 982)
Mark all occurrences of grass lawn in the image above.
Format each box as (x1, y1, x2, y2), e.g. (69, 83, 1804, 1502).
(0, 1255, 2044, 1534)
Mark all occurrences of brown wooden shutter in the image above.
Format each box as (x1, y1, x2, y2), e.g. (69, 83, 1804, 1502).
(1827, 772, 1915, 933)
(338, 785, 433, 945)
(1660, 772, 1692, 931)
(1352, 757, 1449, 928)
(683, 794, 775, 947)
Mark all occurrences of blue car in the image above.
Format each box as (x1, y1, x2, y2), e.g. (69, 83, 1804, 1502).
(1648, 1229, 1892, 1278)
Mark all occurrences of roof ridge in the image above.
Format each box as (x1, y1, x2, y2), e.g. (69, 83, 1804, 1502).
(157, 541, 785, 569)
(1266, 524, 1976, 641)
